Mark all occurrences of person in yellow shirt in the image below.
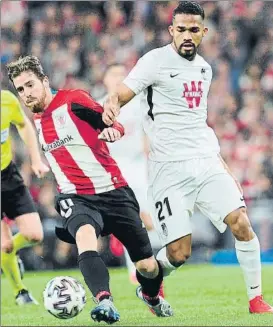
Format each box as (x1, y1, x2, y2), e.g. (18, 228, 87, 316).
(1, 90, 49, 305)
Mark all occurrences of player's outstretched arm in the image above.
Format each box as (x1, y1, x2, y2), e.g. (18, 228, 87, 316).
(17, 115, 49, 178)
(102, 83, 136, 126)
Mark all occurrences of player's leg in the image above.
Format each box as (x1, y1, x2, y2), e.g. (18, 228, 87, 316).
(157, 234, 192, 276)
(147, 160, 196, 277)
(1, 220, 28, 297)
(1, 169, 42, 305)
(195, 155, 273, 313)
(55, 195, 120, 324)
(107, 186, 173, 317)
(124, 211, 159, 284)
(224, 209, 273, 313)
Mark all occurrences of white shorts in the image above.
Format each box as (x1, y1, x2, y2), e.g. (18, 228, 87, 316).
(148, 155, 246, 246)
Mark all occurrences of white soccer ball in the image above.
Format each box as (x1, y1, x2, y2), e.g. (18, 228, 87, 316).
(43, 276, 86, 319)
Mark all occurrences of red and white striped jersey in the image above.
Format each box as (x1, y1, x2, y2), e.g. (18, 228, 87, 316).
(34, 89, 127, 195)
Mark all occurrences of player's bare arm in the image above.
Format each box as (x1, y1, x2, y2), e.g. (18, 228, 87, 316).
(16, 115, 49, 178)
(103, 84, 136, 126)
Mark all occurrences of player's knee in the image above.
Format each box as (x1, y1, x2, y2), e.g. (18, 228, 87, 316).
(225, 208, 253, 241)
(167, 247, 191, 266)
(1, 240, 14, 253)
(23, 228, 44, 244)
(135, 257, 158, 278)
(17, 213, 44, 243)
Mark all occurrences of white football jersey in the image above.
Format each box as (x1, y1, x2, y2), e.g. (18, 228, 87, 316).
(123, 44, 220, 161)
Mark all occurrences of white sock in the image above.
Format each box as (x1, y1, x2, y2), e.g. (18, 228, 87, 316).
(156, 247, 177, 277)
(235, 235, 262, 300)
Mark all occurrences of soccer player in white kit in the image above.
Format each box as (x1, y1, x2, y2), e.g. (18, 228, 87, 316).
(100, 64, 162, 284)
(102, 1, 273, 314)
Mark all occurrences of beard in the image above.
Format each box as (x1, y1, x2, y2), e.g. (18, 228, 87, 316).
(26, 89, 46, 113)
(176, 41, 198, 61)
(31, 102, 44, 113)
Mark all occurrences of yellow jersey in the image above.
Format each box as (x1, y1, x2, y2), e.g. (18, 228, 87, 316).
(1, 90, 25, 170)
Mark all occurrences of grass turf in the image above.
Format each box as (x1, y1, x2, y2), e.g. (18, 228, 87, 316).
(1, 264, 273, 326)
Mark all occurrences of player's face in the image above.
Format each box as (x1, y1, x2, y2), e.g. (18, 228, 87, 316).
(13, 71, 49, 113)
(103, 66, 127, 92)
(169, 13, 208, 61)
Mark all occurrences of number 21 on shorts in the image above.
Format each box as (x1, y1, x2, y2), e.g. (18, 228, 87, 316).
(155, 197, 172, 221)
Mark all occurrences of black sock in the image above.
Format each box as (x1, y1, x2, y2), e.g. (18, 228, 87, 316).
(136, 260, 163, 305)
(78, 251, 111, 302)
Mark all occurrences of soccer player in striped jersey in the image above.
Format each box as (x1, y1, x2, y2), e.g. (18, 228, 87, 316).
(7, 55, 173, 324)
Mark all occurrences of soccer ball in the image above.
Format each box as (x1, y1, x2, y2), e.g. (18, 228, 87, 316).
(43, 276, 86, 319)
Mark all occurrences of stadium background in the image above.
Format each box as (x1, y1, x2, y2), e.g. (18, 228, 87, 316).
(1, 0, 273, 271)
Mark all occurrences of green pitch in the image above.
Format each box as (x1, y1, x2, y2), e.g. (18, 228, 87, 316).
(1, 265, 273, 326)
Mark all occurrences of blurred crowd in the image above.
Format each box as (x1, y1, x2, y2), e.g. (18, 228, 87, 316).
(1, 1, 273, 269)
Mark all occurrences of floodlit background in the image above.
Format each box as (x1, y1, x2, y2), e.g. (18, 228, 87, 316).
(1, 0, 273, 269)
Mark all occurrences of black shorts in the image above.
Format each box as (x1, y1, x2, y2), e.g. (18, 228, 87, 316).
(1, 161, 37, 220)
(55, 186, 153, 262)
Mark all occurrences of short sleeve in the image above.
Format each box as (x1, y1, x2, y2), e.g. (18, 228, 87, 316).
(123, 50, 159, 95)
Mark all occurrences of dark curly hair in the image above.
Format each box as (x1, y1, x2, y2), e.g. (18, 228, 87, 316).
(6, 55, 46, 82)
(173, 1, 205, 21)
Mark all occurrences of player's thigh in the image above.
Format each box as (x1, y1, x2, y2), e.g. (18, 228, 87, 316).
(107, 187, 153, 263)
(55, 194, 103, 245)
(1, 220, 13, 253)
(196, 171, 245, 234)
(150, 189, 194, 248)
(1, 163, 37, 221)
(148, 161, 196, 247)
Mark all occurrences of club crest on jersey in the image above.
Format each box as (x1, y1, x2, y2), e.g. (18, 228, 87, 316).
(182, 81, 203, 109)
(201, 68, 210, 80)
(55, 114, 67, 128)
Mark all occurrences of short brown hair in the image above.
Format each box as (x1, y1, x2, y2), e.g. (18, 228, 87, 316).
(6, 55, 46, 82)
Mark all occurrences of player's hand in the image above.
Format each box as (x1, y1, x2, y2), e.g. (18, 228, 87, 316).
(98, 127, 122, 142)
(31, 161, 50, 178)
(102, 94, 120, 126)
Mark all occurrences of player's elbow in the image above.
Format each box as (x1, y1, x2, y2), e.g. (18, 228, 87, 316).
(24, 229, 44, 244)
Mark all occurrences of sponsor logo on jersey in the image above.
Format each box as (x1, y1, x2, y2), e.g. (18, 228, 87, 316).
(42, 135, 73, 152)
(182, 81, 203, 109)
